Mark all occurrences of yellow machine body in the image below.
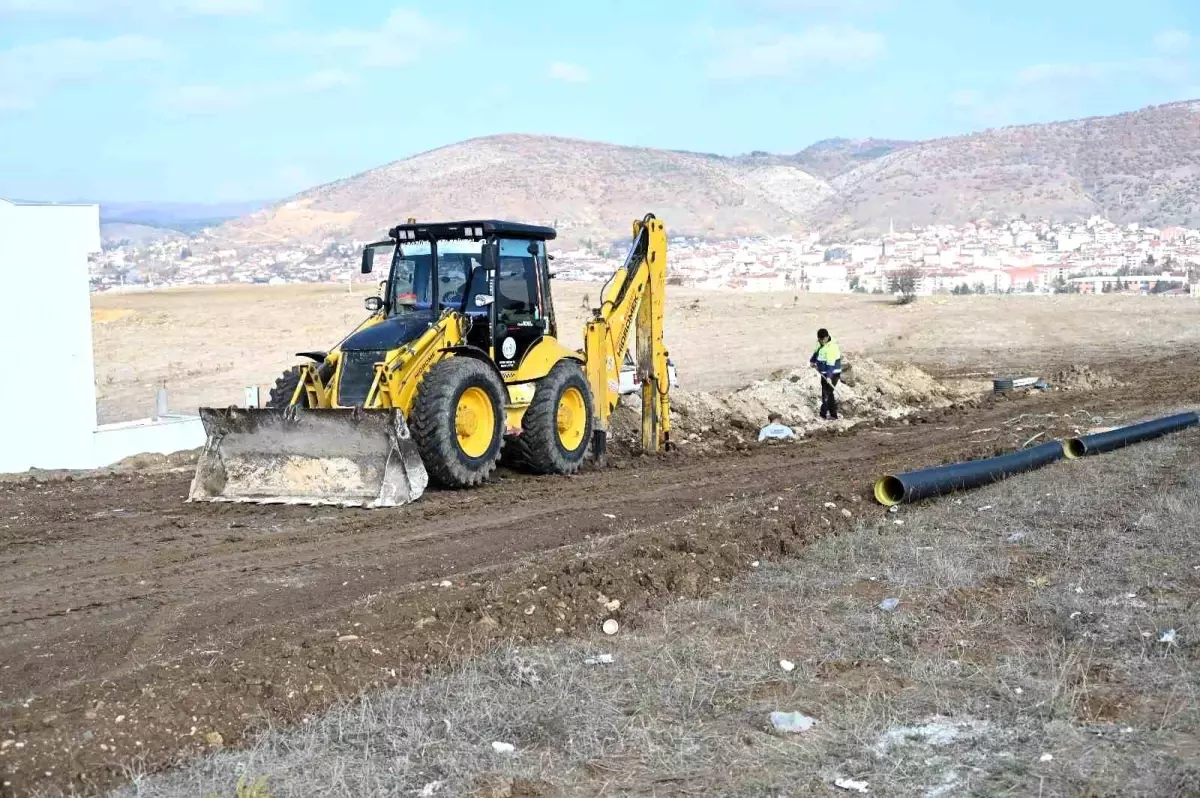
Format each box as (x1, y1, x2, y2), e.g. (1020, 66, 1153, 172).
(188, 215, 671, 508)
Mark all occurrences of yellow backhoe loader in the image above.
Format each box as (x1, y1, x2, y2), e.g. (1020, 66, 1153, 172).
(187, 214, 671, 507)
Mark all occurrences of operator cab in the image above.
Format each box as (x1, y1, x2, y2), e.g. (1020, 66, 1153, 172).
(360, 220, 558, 371)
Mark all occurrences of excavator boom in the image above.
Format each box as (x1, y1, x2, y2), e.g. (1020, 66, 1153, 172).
(585, 214, 671, 460)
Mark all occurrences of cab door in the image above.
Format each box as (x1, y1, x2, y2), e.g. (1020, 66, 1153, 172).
(493, 238, 547, 372)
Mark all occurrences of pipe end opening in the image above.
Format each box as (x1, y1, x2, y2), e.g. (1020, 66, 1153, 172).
(1063, 439, 1085, 460)
(874, 475, 904, 506)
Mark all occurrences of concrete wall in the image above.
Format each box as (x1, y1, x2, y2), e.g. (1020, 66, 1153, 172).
(0, 199, 102, 472)
(93, 415, 206, 468)
(0, 199, 205, 473)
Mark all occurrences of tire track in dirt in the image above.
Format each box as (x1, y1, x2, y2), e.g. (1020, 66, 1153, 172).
(1, 356, 1196, 796)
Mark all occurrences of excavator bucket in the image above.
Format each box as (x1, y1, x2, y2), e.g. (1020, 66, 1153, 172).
(187, 406, 428, 508)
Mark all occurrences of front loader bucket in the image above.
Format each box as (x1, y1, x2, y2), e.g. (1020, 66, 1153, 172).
(187, 407, 428, 508)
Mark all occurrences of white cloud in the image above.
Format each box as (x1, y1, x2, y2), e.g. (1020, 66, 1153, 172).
(0, 0, 269, 16)
(1153, 29, 1191, 55)
(950, 89, 982, 109)
(548, 61, 590, 83)
(735, 0, 891, 11)
(158, 69, 357, 114)
(708, 24, 884, 79)
(1016, 61, 1125, 85)
(0, 34, 166, 110)
(272, 8, 459, 70)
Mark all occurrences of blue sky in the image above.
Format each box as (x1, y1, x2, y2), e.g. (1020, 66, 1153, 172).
(2, 0, 1197, 203)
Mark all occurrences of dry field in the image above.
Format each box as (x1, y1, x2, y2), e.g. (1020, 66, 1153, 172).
(91, 282, 1200, 423)
(112, 433, 1200, 798)
(2, 283, 1197, 797)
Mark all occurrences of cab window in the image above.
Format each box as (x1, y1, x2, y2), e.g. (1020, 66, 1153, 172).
(497, 238, 540, 325)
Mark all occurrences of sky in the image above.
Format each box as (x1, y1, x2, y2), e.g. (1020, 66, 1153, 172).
(1, 0, 1198, 203)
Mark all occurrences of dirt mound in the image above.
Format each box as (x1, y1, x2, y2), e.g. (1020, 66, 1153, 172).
(610, 358, 981, 453)
(1051, 365, 1123, 391)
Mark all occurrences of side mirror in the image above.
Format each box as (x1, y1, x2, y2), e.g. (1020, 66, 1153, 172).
(527, 242, 538, 256)
(364, 296, 384, 313)
(361, 249, 373, 275)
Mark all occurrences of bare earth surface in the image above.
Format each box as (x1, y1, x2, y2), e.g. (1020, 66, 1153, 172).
(1, 286, 1197, 796)
(91, 283, 1200, 422)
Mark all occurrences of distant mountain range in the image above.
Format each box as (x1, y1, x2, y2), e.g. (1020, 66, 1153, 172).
(98, 201, 266, 233)
(95, 99, 1200, 249)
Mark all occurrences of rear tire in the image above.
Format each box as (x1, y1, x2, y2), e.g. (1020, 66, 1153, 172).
(266, 366, 308, 408)
(510, 360, 594, 475)
(410, 357, 506, 489)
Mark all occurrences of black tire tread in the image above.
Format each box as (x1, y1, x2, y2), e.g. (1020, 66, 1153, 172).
(410, 357, 506, 489)
(510, 360, 593, 476)
(266, 366, 308, 408)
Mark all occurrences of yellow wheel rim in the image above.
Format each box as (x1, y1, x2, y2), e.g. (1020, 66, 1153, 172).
(455, 386, 495, 459)
(556, 385, 587, 452)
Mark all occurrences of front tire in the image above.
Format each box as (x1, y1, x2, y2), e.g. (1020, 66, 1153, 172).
(410, 357, 506, 489)
(266, 366, 308, 408)
(512, 360, 594, 475)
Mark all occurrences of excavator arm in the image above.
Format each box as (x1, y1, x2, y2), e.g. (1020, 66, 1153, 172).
(584, 214, 671, 462)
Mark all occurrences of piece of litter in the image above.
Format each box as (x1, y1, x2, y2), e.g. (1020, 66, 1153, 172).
(834, 778, 870, 794)
(438, 580, 452, 588)
(824, 502, 837, 509)
(602, 619, 619, 635)
(336, 635, 359, 643)
(770, 711, 817, 734)
(879, 598, 900, 611)
(1007, 532, 1026, 542)
(1069, 611, 1081, 619)
(1040, 753, 1053, 762)
(1159, 629, 1178, 646)
(978, 505, 993, 511)
(750, 560, 761, 568)
(602, 513, 616, 519)
(491, 741, 515, 754)
(584, 654, 614, 665)
(888, 506, 899, 514)
(419, 781, 444, 797)
(1121, 726, 1134, 734)
(841, 508, 852, 518)
(893, 519, 904, 526)
(779, 659, 795, 672)
(523, 605, 535, 616)
(604, 599, 621, 612)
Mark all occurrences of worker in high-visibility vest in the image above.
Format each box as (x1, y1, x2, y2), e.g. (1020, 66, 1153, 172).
(809, 327, 843, 420)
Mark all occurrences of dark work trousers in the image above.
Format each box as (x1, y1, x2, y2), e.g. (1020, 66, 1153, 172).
(820, 374, 840, 419)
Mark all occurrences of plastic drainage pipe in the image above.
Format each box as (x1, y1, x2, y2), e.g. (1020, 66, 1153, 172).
(1063, 411, 1200, 459)
(874, 440, 1067, 506)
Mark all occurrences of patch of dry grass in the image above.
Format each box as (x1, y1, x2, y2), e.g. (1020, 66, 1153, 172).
(108, 434, 1200, 798)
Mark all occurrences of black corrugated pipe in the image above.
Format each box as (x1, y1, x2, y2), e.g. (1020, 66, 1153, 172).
(1063, 411, 1200, 459)
(874, 440, 1067, 506)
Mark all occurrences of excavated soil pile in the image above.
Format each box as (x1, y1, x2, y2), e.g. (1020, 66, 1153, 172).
(610, 358, 982, 454)
(1051, 364, 1123, 391)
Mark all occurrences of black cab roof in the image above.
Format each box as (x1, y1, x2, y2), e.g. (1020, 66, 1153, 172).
(388, 220, 557, 241)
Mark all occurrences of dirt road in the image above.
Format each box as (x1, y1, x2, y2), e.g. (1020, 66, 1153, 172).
(1, 354, 1196, 797)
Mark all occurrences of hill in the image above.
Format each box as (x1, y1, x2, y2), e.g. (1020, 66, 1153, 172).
(813, 100, 1200, 233)
(214, 100, 1200, 246)
(100, 222, 184, 248)
(788, 137, 915, 179)
(212, 134, 835, 248)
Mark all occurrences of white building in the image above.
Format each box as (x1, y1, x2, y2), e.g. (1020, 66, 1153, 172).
(0, 198, 205, 473)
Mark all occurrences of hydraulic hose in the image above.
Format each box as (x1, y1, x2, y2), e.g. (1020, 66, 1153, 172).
(1063, 411, 1200, 459)
(873, 440, 1067, 506)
